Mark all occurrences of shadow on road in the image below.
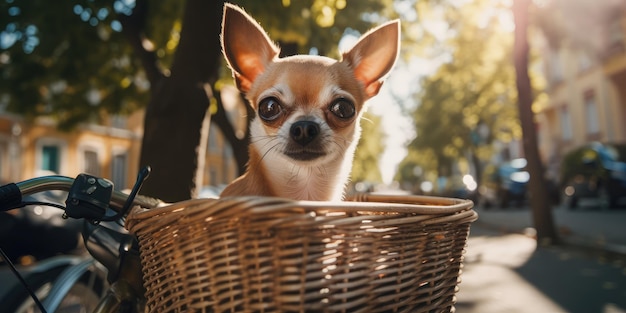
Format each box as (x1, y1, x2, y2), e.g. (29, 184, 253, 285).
(515, 244, 626, 313)
(456, 225, 626, 313)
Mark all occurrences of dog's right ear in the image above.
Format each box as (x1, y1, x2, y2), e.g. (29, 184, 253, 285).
(221, 3, 279, 93)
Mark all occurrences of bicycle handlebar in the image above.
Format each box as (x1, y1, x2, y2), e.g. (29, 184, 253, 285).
(0, 171, 161, 312)
(4, 175, 159, 214)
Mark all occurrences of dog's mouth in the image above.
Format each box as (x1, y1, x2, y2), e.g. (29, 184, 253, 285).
(284, 149, 326, 162)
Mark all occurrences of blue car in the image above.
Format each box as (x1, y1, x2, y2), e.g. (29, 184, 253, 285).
(479, 158, 529, 208)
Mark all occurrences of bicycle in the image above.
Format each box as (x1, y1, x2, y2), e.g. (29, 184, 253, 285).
(1, 167, 477, 313)
(0, 167, 159, 313)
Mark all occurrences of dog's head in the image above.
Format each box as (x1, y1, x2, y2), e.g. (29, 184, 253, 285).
(221, 3, 399, 169)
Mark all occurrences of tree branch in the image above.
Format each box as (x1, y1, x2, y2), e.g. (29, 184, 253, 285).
(119, 0, 164, 86)
(213, 91, 253, 175)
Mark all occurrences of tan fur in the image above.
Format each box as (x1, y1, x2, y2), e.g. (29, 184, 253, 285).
(220, 3, 399, 201)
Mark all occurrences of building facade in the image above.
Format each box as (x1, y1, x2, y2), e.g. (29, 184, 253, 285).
(0, 112, 144, 189)
(0, 110, 238, 193)
(536, 7, 626, 182)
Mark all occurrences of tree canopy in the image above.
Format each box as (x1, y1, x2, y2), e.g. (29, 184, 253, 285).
(395, 0, 523, 189)
(0, 0, 389, 128)
(0, 0, 185, 128)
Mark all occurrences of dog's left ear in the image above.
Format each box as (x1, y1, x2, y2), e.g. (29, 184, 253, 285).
(221, 3, 279, 93)
(342, 20, 400, 98)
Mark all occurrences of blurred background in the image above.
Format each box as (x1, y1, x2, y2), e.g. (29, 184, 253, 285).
(1, 0, 625, 208)
(1, 0, 625, 312)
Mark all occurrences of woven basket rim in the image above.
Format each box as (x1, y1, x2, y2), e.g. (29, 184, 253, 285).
(126, 194, 476, 233)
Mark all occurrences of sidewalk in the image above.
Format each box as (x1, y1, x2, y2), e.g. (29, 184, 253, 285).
(457, 223, 626, 313)
(472, 204, 626, 255)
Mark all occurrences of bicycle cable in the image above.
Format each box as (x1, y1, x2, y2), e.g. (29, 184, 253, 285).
(0, 247, 48, 313)
(0, 200, 64, 313)
(18, 201, 66, 211)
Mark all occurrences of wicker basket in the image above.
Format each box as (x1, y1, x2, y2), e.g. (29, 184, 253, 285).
(126, 194, 477, 313)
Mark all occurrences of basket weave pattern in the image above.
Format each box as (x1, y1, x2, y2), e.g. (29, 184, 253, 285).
(126, 194, 477, 312)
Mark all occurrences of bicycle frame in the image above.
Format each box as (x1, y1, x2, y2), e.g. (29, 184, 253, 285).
(41, 256, 105, 312)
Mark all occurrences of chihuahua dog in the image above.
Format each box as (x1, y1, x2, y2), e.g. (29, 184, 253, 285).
(219, 3, 399, 201)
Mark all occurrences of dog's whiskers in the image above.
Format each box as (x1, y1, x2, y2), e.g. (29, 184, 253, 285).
(256, 141, 281, 167)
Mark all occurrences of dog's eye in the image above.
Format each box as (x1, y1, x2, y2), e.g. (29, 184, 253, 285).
(258, 97, 283, 121)
(329, 99, 355, 119)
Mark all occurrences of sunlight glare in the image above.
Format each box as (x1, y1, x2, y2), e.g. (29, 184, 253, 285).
(338, 29, 359, 52)
(478, 0, 515, 32)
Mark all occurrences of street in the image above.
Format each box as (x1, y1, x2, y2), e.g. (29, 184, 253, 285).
(457, 206, 626, 313)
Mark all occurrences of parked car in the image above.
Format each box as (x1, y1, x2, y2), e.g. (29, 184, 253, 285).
(0, 190, 80, 263)
(560, 142, 626, 209)
(437, 174, 478, 202)
(479, 158, 529, 208)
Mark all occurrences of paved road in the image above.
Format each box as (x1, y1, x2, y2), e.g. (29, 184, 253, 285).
(474, 205, 626, 255)
(457, 223, 626, 313)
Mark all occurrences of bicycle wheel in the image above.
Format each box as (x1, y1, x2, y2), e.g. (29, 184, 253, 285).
(2, 263, 105, 313)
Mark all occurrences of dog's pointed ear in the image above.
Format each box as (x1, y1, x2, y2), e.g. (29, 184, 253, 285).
(221, 3, 279, 93)
(342, 20, 400, 98)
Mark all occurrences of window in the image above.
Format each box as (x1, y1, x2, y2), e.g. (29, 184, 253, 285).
(209, 166, 218, 186)
(0, 141, 5, 182)
(110, 114, 127, 129)
(111, 153, 128, 189)
(83, 150, 100, 176)
(36, 139, 66, 175)
(578, 51, 592, 73)
(608, 17, 624, 47)
(208, 124, 219, 153)
(0, 94, 8, 112)
(584, 91, 600, 136)
(222, 140, 233, 159)
(41, 145, 60, 173)
(559, 105, 572, 141)
(548, 50, 563, 84)
(79, 142, 105, 177)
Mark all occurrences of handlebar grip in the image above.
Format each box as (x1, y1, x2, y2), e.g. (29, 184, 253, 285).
(0, 183, 22, 212)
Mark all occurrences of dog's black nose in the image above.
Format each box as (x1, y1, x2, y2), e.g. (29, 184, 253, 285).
(290, 121, 320, 146)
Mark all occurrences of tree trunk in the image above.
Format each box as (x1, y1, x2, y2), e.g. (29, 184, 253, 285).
(512, 0, 559, 244)
(138, 0, 224, 202)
